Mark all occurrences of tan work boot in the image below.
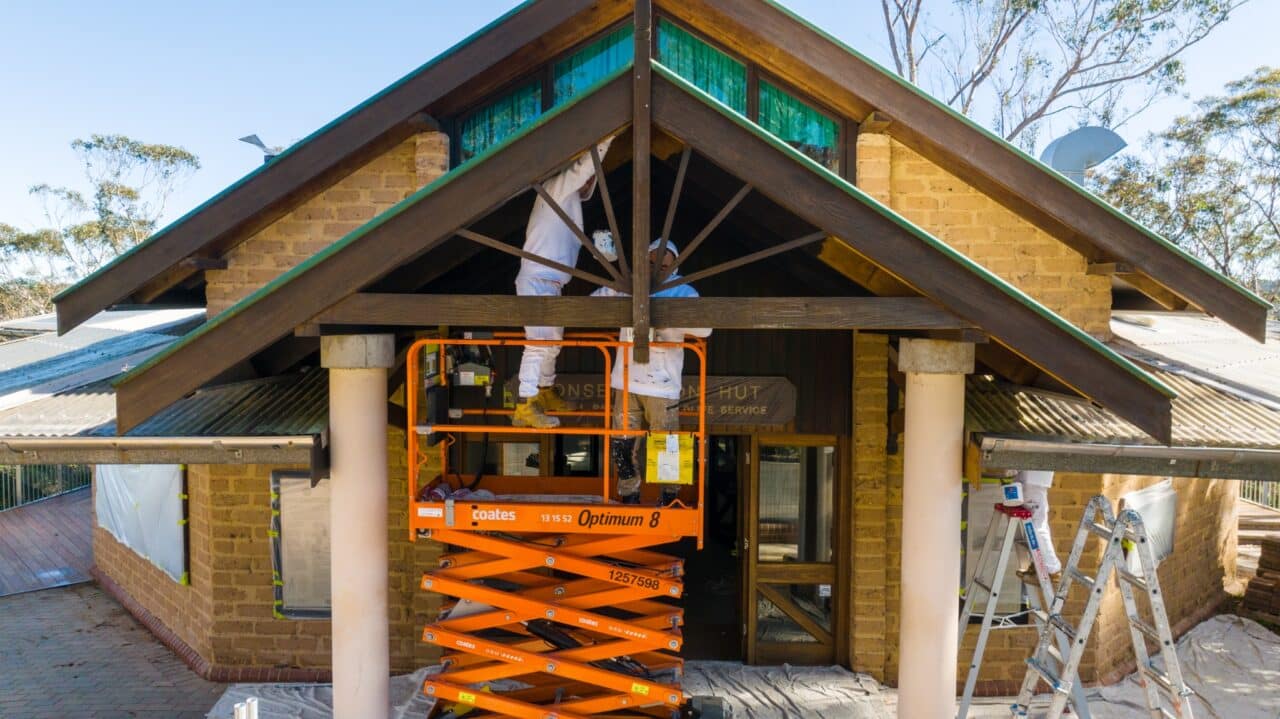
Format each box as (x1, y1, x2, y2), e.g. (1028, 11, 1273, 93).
(512, 397, 560, 428)
(535, 386, 576, 412)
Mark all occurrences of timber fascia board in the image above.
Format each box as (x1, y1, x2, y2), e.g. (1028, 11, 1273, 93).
(650, 62, 1174, 443)
(111, 69, 633, 433)
(52, 0, 604, 336)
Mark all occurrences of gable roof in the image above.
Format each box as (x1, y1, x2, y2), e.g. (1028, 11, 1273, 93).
(55, 0, 1268, 345)
(113, 65, 1175, 443)
(51, 0, 609, 335)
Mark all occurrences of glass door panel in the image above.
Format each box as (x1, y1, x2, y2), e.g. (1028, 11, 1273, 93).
(745, 437, 842, 664)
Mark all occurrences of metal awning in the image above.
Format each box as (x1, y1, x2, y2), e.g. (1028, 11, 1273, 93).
(967, 367, 1280, 481)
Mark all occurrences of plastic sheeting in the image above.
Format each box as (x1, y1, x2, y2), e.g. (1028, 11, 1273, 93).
(206, 616, 1280, 719)
(207, 667, 440, 719)
(273, 473, 330, 616)
(1120, 478, 1178, 567)
(95, 464, 185, 582)
(1081, 614, 1280, 719)
(683, 662, 890, 718)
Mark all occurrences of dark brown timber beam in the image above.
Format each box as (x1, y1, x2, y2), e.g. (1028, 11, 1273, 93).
(313, 294, 971, 330)
(658, 0, 1267, 341)
(114, 73, 632, 433)
(55, 0, 602, 335)
(131, 256, 230, 303)
(652, 71, 1172, 442)
(631, 0, 653, 362)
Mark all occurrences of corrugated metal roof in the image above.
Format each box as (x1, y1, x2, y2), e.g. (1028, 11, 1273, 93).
(0, 370, 327, 439)
(967, 369, 1280, 449)
(126, 370, 327, 437)
(1111, 311, 1280, 406)
(0, 331, 174, 396)
(0, 307, 203, 335)
(0, 381, 116, 438)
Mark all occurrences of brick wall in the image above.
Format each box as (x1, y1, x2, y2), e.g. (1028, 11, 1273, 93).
(855, 132, 1112, 337)
(204, 131, 449, 316)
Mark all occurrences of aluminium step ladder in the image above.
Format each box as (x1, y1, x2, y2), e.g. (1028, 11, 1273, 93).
(958, 501, 1091, 719)
(1013, 495, 1195, 719)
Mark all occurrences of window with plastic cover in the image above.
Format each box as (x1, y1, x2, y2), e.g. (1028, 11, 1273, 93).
(554, 25, 634, 105)
(270, 470, 330, 618)
(758, 80, 840, 172)
(459, 82, 543, 163)
(655, 18, 747, 115)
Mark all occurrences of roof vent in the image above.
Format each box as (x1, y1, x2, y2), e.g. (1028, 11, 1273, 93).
(1039, 126, 1127, 186)
(239, 134, 284, 164)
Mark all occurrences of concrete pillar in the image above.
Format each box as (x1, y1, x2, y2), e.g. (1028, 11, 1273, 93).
(895, 338, 974, 719)
(322, 334, 395, 719)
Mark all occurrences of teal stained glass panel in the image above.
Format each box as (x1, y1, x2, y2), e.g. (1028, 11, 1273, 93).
(758, 79, 840, 171)
(459, 81, 543, 163)
(656, 18, 747, 115)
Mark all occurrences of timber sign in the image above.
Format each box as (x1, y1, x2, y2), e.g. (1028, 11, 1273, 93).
(505, 374, 797, 426)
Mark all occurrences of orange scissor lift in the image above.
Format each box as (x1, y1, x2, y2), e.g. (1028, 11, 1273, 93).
(407, 333, 707, 719)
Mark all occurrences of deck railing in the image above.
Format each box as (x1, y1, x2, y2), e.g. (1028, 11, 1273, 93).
(1241, 480, 1280, 511)
(0, 465, 92, 511)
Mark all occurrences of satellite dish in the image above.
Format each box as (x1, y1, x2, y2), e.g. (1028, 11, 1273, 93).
(1039, 126, 1127, 185)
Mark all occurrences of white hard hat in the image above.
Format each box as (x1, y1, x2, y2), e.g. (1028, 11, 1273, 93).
(648, 238, 680, 258)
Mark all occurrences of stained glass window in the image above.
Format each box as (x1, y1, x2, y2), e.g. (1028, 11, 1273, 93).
(554, 25, 634, 105)
(758, 80, 840, 171)
(655, 18, 747, 115)
(459, 81, 543, 163)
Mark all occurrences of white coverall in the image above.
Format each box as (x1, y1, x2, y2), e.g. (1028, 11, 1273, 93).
(592, 264, 711, 497)
(1018, 469, 1061, 574)
(516, 137, 614, 399)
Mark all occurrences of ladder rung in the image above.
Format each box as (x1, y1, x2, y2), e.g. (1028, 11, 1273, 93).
(1043, 642, 1065, 666)
(1116, 567, 1151, 592)
(1016, 568, 1042, 587)
(1130, 615, 1163, 643)
(1025, 657, 1067, 692)
(972, 579, 992, 595)
(1087, 522, 1114, 539)
(1139, 662, 1176, 696)
(1044, 614, 1075, 639)
(1067, 568, 1095, 591)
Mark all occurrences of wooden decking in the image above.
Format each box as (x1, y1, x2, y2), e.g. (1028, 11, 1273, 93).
(0, 487, 92, 597)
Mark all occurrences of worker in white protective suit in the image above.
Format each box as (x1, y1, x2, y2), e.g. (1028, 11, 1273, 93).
(1018, 469, 1062, 574)
(513, 136, 615, 428)
(592, 239, 711, 505)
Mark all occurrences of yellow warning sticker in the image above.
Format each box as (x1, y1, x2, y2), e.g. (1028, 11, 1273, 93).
(631, 683, 650, 696)
(458, 691, 477, 704)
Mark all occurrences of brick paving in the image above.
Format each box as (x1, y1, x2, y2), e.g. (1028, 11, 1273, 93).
(0, 584, 224, 718)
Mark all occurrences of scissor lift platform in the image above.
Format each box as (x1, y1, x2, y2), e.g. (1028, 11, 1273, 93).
(407, 335, 706, 718)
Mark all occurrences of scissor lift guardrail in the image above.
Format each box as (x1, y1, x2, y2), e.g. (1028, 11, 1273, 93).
(407, 334, 707, 718)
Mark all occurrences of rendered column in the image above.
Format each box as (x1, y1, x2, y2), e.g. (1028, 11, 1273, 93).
(323, 335, 395, 719)
(896, 338, 974, 719)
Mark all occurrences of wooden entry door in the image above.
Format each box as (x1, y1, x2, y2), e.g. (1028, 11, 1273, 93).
(742, 435, 845, 664)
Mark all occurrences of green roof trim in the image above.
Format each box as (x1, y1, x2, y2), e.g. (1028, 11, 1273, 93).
(654, 60, 1175, 399)
(56, 0, 544, 305)
(760, 0, 1268, 312)
(115, 63, 632, 388)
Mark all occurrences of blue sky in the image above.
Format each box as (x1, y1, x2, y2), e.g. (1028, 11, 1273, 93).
(1, 0, 1276, 230)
